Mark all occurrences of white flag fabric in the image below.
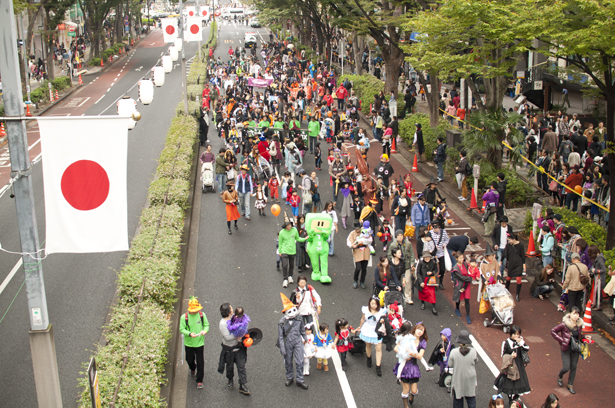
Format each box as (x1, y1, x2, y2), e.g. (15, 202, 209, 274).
(38, 117, 128, 254)
(161, 18, 178, 43)
(184, 17, 203, 42)
(185, 6, 196, 16)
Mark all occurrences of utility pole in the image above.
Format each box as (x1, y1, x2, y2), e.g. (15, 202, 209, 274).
(18, 12, 31, 102)
(0, 1, 62, 407)
(179, 0, 188, 115)
(196, 0, 202, 61)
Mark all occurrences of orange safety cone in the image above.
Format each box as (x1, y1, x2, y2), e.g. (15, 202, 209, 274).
(78, 74, 83, 85)
(55, 90, 59, 100)
(100, 58, 104, 67)
(26, 104, 32, 117)
(526, 230, 538, 257)
(478, 201, 485, 214)
(109, 55, 113, 62)
(391, 137, 397, 154)
(119, 46, 122, 55)
(411, 155, 419, 172)
(582, 301, 595, 333)
(0, 122, 6, 137)
(468, 188, 478, 210)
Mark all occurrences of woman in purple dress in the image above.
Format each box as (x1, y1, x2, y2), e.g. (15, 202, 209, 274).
(394, 322, 428, 408)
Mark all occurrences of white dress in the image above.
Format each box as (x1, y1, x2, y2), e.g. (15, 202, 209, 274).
(359, 306, 386, 344)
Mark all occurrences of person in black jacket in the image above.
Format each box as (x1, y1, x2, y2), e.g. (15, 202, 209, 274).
(497, 172, 507, 219)
(491, 216, 514, 275)
(503, 234, 526, 302)
(433, 137, 447, 182)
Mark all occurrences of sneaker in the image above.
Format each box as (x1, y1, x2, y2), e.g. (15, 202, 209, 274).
(288, 276, 294, 284)
(459, 197, 467, 201)
(197, 382, 204, 389)
(283, 279, 288, 288)
(457, 196, 463, 200)
(360, 282, 365, 289)
(304, 264, 310, 269)
(353, 281, 358, 289)
(426, 366, 434, 371)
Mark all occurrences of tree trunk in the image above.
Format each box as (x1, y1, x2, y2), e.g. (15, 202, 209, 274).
(353, 31, 363, 76)
(44, 10, 55, 81)
(417, 70, 440, 127)
(467, 76, 485, 112)
(383, 44, 403, 98)
(605, 92, 615, 250)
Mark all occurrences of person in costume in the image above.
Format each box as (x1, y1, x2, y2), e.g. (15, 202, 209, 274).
(348, 219, 372, 289)
(179, 297, 209, 390)
(428, 328, 455, 380)
(393, 322, 429, 407)
(289, 275, 322, 326)
(477, 245, 501, 303)
(417, 250, 439, 315)
(303, 323, 316, 376)
(395, 323, 432, 380)
(305, 212, 333, 283)
(227, 306, 251, 339)
(497, 325, 531, 404)
(360, 199, 382, 239)
(221, 181, 241, 234)
(314, 323, 335, 372)
(452, 252, 480, 324)
(334, 318, 356, 371)
(357, 297, 387, 376)
(254, 183, 268, 216)
(277, 293, 309, 389)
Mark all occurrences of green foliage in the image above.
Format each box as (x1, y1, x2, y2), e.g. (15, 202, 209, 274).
(480, 168, 533, 208)
(77, 81, 198, 406)
(90, 57, 102, 67)
(187, 84, 202, 101)
(399, 113, 451, 161)
(523, 209, 533, 236)
(51, 76, 71, 92)
(175, 100, 201, 117)
(338, 74, 384, 114)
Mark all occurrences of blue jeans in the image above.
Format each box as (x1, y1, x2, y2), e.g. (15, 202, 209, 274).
(497, 248, 506, 274)
(216, 173, 227, 194)
(566, 193, 579, 212)
(453, 391, 476, 408)
(415, 224, 427, 240)
(237, 191, 250, 217)
(374, 127, 382, 142)
(542, 255, 553, 268)
(448, 249, 457, 269)
(437, 161, 444, 180)
(532, 284, 554, 298)
(328, 231, 335, 255)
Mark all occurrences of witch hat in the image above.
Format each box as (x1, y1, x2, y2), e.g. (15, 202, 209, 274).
(282, 211, 294, 228)
(484, 244, 496, 257)
(280, 293, 295, 313)
(426, 176, 437, 187)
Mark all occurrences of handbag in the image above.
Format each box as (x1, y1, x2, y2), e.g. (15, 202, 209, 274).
(479, 297, 490, 314)
(548, 180, 559, 192)
(426, 276, 438, 286)
(303, 191, 313, 205)
(227, 168, 235, 180)
(569, 336, 582, 353)
(494, 372, 506, 390)
(573, 264, 590, 286)
(520, 348, 530, 365)
(443, 249, 453, 271)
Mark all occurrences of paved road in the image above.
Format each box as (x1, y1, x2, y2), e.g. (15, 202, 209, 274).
(0, 29, 197, 407)
(176, 22, 499, 408)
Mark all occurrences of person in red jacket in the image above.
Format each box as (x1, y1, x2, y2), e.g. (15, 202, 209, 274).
(336, 85, 348, 110)
(564, 165, 583, 211)
(257, 135, 271, 162)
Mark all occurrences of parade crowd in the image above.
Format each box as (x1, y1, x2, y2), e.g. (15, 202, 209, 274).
(184, 31, 608, 408)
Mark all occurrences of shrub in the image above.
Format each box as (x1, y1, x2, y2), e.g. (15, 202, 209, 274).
(90, 57, 101, 67)
(398, 113, 451, 161)
(187, 84, 202, 101)
(175, 100, 201, 117)
(51, 76, 71, 92)
(480, 168, 533, 208)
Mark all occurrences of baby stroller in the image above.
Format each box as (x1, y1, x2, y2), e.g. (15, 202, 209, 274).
(201, 162, 215, 193)
(384, 290, 405, 316)
(482, 283, 515, 333)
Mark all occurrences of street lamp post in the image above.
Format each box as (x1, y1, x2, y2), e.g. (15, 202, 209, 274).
(179, 0, 188, 115)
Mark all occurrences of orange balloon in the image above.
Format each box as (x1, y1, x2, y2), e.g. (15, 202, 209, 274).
(447, 219, 453, 225)
(574, 185, 583, 194)
(243, 337, 253, 347)
(271, 204, 281, 217)
(377, 232, 383, 237)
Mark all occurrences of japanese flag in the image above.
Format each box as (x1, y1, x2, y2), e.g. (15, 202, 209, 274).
(161, 18, 178, 43)
(186, 6, 196, 16)
(38, 117, 128, 254)
(184, 17, 203, 42)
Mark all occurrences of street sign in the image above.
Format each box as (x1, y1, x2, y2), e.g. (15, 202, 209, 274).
(68, 26, 76, 37)
(125, 26, 129, 32)
(534, 80, 543, 91)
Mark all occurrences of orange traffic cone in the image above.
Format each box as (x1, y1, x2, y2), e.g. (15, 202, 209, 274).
(100, 58, 104, 67)
(391, 137, 397, 154)
(582, 301, 595, 333)
(55, 90, 59, 100)
(411, 155, 419, 172)
(26, 104, 32, 117)
(478, 201, 485, 214)
(526, 230, 538, 257)
(109, 55, 113, 62)
(131, 38, 135, 46)
(0, 122, 6, 137)
(468, 188, 478, 210)
(119, 46, 122, 55)
(78, 74, 83, 85)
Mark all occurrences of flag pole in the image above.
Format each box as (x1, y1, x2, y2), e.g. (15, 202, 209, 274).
(180, 0, 189, 115)
(0, 0, 62, 406)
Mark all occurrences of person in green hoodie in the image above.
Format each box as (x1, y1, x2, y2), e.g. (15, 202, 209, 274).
(308, 116, 320, 154)
(279, 212, 308, 288)
(180, 296, 210, 389)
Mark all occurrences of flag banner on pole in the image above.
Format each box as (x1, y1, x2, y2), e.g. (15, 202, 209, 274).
(161, 18, 178, 43)
(184, 17, 203, 42)
(186, 6, 196, 17)
(38, 117, 129, 254)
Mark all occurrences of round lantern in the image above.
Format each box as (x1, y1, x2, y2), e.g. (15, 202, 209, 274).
(162, 55, 172, 73)
(153, 66, 165, 86)
(138, 79, 154, 105)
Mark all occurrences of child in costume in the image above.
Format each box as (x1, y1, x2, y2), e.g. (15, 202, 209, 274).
(303, 323, 316, 376)
(350, 194, 363, 221)
(254, 184, 268, 216)
(427, 328, 455, 380)
(380, 219, 393, 252)
(268, 176, 280, 203)
(289, 190, 301, 217)
(314, 322, 335, 372)
(334, 318, 356, 371)
(403, 174, 413, 194)
(227, 306, 251, 339)
(281, 171, 291, 203)
(315, 142, 322, 170)
(386, 302, 403, 332)
(355, 221, 376, 254)
(286, 180, 294, 205)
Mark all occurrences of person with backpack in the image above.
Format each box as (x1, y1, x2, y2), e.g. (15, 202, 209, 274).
(558, 134, 574, 163)
(180, 297, 210, 390)
(562, 253, 590, 312)
(455, 151, 472, 201)
(433, 137, 447, 182)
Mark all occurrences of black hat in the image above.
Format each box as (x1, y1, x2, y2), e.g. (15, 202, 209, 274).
(415, 123, 422, 129)
(554, 214, 563, 221)
(246, 328, 263, 346)
(484, 244, 496, 256)
(353, 219, 361, 229)
(426, 176, 437, 187)
(455, 330, 472, 345)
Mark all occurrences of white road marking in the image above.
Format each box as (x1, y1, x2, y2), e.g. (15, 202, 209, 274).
(120, 69, 123, 72)
(469, 334, 499, 377)
(94, 94, 106, 105)
(28, 139, 40, 150)
(114, 78, 118, 82)
(0, 258, 22, 296)
(117, 73, 120, 77)
(331, 352, 357, 408)
(110, 82, 115, 87)
(107, 88, 111, 92)
(77, 97, 90, 107)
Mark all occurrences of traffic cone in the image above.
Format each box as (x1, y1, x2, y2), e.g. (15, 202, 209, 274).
(26, 104, 32, 117)
(468, 188, 478, 210)
(478, 201, 485, 214)
(55, 90, 59, 100)
(391, 136, 397, 154)
(582, 301, 595, 333)
(119, 46, 122, 55)
(78, 74, 83, 85)
(100, 58, 104, 67)
(0, 122, 6, 137)
(526, 230, 538, 257)
(411, 155, 419, 172)
(109, 55, 113, 62)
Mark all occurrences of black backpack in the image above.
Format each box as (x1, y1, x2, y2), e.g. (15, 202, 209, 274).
(465, 161, 473, 176)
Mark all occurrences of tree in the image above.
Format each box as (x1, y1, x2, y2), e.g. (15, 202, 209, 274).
(43, 0, 75, 80)
(523, 0, 615, 249)
(405, 0, 531, 159)
(80, 0, 124, 59)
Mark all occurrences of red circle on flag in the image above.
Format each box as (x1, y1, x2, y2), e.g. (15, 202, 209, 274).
(189, 11, 194, 16)
(165, 25, 175, 35)
(190, 24, 199, 34)
(202, 10, 208, 16)
(61, 160, 110, 211)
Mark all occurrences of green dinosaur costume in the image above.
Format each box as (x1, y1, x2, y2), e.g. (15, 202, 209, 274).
(305, 213, 332, 283)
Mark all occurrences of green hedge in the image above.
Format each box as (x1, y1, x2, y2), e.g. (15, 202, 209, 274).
(187, 84, 202, 101)
(90, 57, 101, 67)
(77, 76, 199, 407)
